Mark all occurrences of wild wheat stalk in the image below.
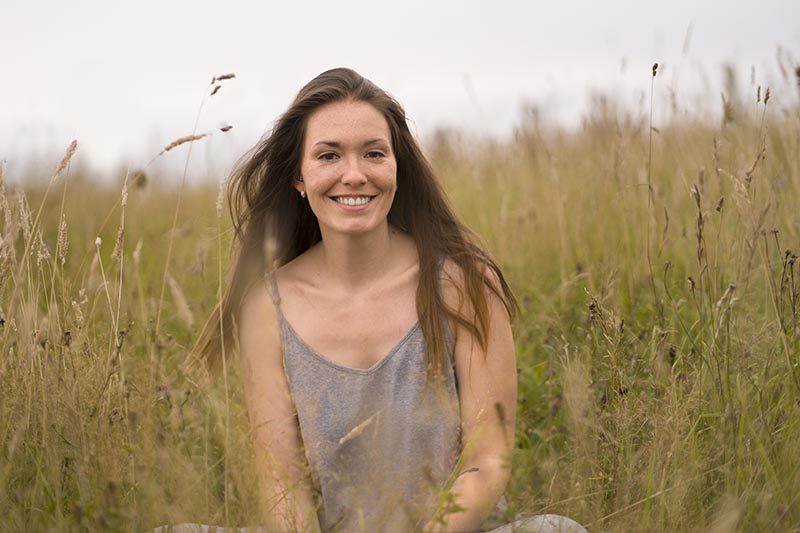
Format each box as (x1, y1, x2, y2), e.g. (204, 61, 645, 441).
(646, 63, 664, 324)
(217, 176, 231, 523)
(113, 176, 131, 425)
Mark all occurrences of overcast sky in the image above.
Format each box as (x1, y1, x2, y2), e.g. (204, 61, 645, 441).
(1, 0, 798, 182)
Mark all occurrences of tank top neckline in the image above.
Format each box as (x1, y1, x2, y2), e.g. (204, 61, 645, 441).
(267, 272, 422, 375)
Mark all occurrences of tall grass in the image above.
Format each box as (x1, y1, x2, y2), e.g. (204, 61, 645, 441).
(1, 66, 799, 531)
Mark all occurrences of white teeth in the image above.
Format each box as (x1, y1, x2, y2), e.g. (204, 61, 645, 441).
(335, 196, 370, 206)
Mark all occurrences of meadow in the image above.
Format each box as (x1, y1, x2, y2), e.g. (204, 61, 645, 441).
(2, 65, 799, 531)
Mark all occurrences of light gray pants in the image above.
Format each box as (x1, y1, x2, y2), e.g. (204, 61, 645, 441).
(485, 514, 587, 532)
(157, 515, 587, 532)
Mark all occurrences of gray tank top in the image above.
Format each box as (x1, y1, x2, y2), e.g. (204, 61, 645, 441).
(268, 273, 462, 532)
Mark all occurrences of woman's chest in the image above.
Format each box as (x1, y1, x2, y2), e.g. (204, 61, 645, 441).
(285, 291, 419, 370)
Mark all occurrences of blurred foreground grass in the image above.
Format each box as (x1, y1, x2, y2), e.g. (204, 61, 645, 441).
(2, 79, 800, 531)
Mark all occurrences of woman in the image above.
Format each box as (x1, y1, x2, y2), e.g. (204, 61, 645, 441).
(200, 68, 582, 533)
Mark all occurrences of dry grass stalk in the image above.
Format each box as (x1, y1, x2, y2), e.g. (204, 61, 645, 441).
(71, 299, 84, 329)
(57, 214, 68, 266)
(167, 270, 195, 330)
(159, 134, 208, 156)
(111, 226, 125, 263)
(52, 140, 78, 182)
(17, 191, 32, 244)
(35, 229, 49, 267)
(121, 181, 129, 209)
(0, 166, 13, 241)
(87, 245, 99, 290)
(216, 178, 226, 219)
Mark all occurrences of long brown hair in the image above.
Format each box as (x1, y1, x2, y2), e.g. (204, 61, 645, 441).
(196, 68, 517, 388)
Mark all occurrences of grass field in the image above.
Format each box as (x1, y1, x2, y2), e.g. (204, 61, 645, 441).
(2, 66, 799, 531)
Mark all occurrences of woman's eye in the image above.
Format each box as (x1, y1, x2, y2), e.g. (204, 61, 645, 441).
(366, 151, 385, 159)
(318, 153, 338, 161)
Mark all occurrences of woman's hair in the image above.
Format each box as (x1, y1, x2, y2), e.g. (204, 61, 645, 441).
(196, 67, 516, 388)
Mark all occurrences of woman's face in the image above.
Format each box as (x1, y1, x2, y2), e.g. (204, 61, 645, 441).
(298, 100, 397, 238)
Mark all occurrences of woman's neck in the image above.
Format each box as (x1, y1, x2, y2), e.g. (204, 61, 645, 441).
(316, 223, 409, 291)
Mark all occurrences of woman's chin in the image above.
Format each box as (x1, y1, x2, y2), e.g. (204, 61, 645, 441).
(321, 219, 389, 238)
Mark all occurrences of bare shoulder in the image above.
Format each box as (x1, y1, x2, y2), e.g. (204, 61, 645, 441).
(238, 274, 282, 368)
(440, 257, 465, 313)
(440, 257, 507, 316)
(237, 272, 297, 430)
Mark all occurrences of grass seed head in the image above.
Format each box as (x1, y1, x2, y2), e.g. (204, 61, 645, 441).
(0, 166, 12, 235)
(111, 226, 124, 263)
(71, 300, 84, 329)
(212, 73, 235, 82)
(159, 134, 208, 155)
(36, 230, 50, 267)
(57, 213, 68, 265)
(18, 191, 32, 244)
(216, 178, 226, 218)
(52, 140, 78, 182)
(652, 63, 659, 77)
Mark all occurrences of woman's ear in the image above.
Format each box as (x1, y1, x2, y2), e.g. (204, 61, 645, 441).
(294, 176, 306, 198)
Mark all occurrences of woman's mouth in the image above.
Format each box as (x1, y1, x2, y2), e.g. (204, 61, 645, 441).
(332, 196, 374, 206)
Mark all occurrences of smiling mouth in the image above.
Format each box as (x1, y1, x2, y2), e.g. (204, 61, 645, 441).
(331, 195, 375, 206)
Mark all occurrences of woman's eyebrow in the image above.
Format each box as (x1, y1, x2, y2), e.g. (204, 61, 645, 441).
(312, 139, 389, 149)
(361, 138, 389, 147)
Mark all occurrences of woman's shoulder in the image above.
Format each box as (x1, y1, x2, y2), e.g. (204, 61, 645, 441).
(439, 255, 508, 313)
(237, 273, 282, 361)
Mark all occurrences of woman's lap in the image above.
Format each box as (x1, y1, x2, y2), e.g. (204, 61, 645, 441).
(156, 514, 587, 533)
(484, 513, 587, 533)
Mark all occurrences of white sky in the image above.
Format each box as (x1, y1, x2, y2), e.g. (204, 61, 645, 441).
(1, 0, 798, 182)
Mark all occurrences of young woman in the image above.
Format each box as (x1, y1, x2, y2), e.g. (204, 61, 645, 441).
(200, 68, 582, 533)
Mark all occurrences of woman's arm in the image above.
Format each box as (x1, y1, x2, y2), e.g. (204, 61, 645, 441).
(238, 282, 322, 533)
(426, 263, 518, 532)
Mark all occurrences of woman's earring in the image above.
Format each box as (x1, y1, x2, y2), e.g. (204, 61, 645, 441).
(300, 190, 306, 198)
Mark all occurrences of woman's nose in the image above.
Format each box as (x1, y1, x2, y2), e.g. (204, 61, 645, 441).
(340, 155, 368, 185)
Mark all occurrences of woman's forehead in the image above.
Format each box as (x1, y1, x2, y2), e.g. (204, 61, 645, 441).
(304, 100, 391, 146)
